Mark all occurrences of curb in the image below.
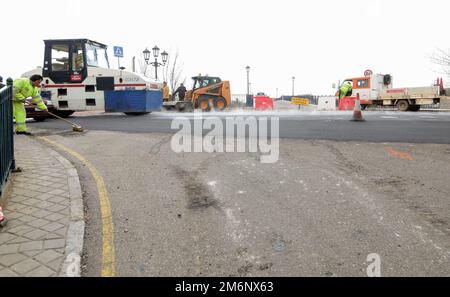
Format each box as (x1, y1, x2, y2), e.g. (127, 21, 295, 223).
(420, 109, 450, 112)
(43, 143, 84, 277)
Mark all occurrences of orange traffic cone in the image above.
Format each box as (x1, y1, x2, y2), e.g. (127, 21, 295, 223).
(351, 93, 365, 122)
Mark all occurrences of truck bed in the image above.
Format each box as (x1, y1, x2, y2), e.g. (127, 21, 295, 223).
(379, 86, 440, 100)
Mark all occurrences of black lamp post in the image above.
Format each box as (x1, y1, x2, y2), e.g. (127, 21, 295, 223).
(245, 66, 250, 95)
(143, 46, 168, 80)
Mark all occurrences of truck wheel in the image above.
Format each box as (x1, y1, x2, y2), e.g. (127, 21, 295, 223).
(409, 105, 421, 112)
(197, 96, 211, 112)
(213, 97, 227, 111)
(397, 100, 410, 112)
(124, 112, 150, 116)
(55, 110, 75, 118)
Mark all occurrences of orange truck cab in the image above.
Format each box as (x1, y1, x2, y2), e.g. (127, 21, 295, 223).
(337, 71, 393, 110)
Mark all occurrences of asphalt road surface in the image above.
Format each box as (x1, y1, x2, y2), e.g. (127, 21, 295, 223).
(29, 110, 450, 144)
(28, 111, 450, 276)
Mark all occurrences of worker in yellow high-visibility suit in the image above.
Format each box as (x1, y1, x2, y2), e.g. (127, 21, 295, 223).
(13, 75, 47, 135)
(339, 80, 353, 99)
(162, 81, 170, 102)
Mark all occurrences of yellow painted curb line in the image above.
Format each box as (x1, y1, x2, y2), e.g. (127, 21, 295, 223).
(39, 136, 116, 277)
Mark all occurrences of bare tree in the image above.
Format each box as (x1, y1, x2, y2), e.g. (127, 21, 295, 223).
(430, 48, 450, 81)
(138, 52, 151, 78)
(162, 50, 186, 98)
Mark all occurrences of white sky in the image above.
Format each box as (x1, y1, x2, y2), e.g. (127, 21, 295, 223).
(1, 0, 449, 96)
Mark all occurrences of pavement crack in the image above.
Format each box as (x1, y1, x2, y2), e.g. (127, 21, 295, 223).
(323, 142, 364, 175)
(172, 165, 221, 211)
(149, 135, 172, 155)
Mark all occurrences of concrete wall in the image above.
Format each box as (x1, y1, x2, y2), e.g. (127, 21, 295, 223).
(318, 96, 337, 111)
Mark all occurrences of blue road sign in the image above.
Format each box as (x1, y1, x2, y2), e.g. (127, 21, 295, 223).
(113, 46, 124, 58)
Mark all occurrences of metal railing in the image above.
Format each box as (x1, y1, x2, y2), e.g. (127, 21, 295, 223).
(0, 78, 15, 196)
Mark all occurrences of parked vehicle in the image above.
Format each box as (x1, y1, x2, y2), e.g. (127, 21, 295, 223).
(21, 38, 161, 116)
(25, 98, 56, 122)
(337, 70, 448, 111)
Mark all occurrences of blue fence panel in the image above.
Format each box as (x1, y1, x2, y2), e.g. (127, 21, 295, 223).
(0, 78, 15, 196)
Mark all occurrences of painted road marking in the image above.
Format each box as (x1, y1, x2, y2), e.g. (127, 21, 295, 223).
(380, 116, 398, 119)
(385, 147, 414, 161)
(39, 136, 116, 277)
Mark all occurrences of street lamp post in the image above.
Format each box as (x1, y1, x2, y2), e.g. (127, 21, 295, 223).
(245, 66, 250, 95)
(143, 46, 168, 80)
(292, 76, 295, 96)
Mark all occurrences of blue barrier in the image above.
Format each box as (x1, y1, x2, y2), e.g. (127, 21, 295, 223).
(104, 90, 163, 113)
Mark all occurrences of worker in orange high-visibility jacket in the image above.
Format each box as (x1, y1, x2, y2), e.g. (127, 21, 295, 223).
(162, 81, 170, 102)
(13, 74, 47, 135)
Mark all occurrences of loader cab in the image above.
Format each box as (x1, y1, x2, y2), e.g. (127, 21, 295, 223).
(42, 39, 110, 84)
(192, 76, 222, 91)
